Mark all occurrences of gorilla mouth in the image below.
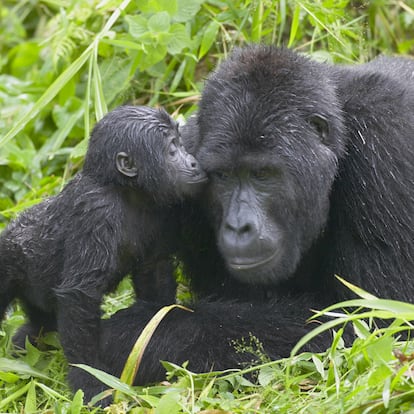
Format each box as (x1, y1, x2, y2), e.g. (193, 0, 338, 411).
(189, 174, 208, 184)
(228, 249, 280, 271)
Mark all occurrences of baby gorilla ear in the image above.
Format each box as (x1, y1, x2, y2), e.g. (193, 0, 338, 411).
(309, 114, 330, 145)
(116, 152, 138, 177)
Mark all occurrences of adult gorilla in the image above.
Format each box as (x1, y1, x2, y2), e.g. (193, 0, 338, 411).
(95, 45, 414, 393)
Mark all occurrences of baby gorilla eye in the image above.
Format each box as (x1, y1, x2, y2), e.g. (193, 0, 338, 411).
(309, 114, 329, 144)
(168, 139, 178, 157)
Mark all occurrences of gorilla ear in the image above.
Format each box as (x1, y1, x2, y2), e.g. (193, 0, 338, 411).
(116, 152, 138, 177)
(309, 115, 330, 144)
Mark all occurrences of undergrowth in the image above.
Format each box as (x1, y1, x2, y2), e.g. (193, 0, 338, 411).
(3, 291, 414, 413)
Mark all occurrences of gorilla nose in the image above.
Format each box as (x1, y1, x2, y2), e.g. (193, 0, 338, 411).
(221, 199, 260, 250)
(225, 221, 253, 237)
(222, 217, 258, 250)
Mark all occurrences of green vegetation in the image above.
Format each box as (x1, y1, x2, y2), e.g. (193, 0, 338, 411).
(1, 0, 414, 412)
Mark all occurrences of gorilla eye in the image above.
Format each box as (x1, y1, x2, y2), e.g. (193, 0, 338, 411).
(251, 168, 274, 180)
(309, 115, 329, 144)
(212, 171, 231, 180)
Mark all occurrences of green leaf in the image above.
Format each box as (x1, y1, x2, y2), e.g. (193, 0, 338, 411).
(70, 389, 84, 414)
(153, 0, 178, 15)
(126, 14, 148, 39)
(174, 0, 203, 22)
(72, 364, 136, 396)
(311, 355, 326, 379)
(0, 358, 51, 380)
(167, 24, 191, 54)
(366, 335, 393, 364)
(0, 371, 20, 383)
(24, 381, 36, 414)
(368, 364, 392, 387)
(100, 56, 133, 104)
(154, 391, 182, 414)
(258, 365, 275, 387)
(148, 11, 171, 33)
(136, 45, 168, 70)
(199, 20, 220, 59)
(9, 42, 41, 77)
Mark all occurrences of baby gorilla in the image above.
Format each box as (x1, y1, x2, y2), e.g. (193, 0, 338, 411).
(0, 105, 207, 401)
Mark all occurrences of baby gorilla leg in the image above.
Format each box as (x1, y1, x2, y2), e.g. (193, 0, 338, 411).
(12, 306, 57, 349)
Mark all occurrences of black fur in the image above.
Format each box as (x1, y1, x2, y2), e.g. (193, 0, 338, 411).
(96, 47, 414, 392)
(98, 46, 414, 389)
(100, 296, 328, 384)
(0, 105, 206, 402)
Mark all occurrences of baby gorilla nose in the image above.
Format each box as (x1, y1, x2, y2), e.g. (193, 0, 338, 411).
(187, 154, 200, 170)
(185, 154, 208, 183)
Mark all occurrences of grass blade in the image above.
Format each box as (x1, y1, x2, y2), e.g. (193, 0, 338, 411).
(115, 304, 193, 401)
(288, 4, 300, 47)
(72, 364, 136, 397)
(335, 275, 378, 300)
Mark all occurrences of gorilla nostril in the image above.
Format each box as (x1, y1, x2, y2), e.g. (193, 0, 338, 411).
(239, 223, 252, 235)
(225, 221, 253, 236)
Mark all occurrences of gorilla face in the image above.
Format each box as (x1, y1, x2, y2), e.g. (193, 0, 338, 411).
(195, 46, 346, 285)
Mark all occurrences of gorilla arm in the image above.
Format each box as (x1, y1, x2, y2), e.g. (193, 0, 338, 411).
(326, 68, 414, 299)
(98, 297, 325, 385)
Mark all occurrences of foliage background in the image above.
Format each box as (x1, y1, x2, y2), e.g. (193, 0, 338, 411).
(1, 0, 414, 412)
(2, 0, 414, 227)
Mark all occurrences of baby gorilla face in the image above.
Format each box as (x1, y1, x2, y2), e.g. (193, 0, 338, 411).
(109, 105, 207, 203)
(165, 132, 207, 197)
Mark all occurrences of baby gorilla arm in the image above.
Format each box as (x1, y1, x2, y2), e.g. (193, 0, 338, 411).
(55, 204, 122, 402)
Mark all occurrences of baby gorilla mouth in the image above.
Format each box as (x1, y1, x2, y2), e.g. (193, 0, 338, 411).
(189, 171, 208, 183)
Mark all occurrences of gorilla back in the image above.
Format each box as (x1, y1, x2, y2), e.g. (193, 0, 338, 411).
(97, 47, 414, 390)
